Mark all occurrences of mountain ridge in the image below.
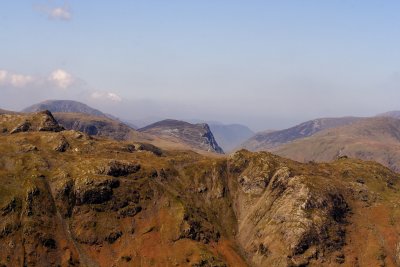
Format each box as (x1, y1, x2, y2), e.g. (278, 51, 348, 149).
(139, 119, 224, 154)
(1, 111, 400, 266)
(241, 117, 361, 151)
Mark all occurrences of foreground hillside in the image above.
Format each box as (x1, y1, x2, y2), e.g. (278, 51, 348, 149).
(273, 117, 400, 172)
(1, 112, 400, 266)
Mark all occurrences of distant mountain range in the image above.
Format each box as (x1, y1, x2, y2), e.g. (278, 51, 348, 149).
(241, 117, 360, 151)
(271, 117, 400, 172)
(238, 111, 400, 172)
(19, 100, 228, 154)
(17, 99, 400, 171)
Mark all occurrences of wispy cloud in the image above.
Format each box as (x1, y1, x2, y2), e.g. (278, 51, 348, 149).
(91, 91, 123, 102)
(0, 68, 75, 89)
(35, 3, 72, 21)
(48, 6, 71, 20)
(0, 70, 34, 88)
(0, 68, 123, 110)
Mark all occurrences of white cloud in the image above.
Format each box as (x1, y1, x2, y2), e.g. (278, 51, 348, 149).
(91, 91, 122, 102)
(0, 70, 35, 88)
(49, 7, 71, 20)
(48, 69, 74, 89)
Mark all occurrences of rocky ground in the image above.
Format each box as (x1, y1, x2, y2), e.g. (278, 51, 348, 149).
(1, 111, 400, 266)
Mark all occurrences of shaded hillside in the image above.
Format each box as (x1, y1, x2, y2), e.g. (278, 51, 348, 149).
(209, 123, 254, 152)
(241, 117, 360, 151)
(139, 119, 224, 154)
(1, 112, 400, 266)
(273, 117, 400, 172)
(53, 112, 145, 141)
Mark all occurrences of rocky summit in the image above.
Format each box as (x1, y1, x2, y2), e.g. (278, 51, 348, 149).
(1, 111, 400, 266)
(139, 119, 224, 154)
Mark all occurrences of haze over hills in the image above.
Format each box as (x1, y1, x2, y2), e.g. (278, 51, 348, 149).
(207, 123, 254, 152)
(376, 110, 400, 119)
(241, 117, 361, 151)
(2, 111, 400, 266)
(272, 117, 400, 172)
(139, 119, 224, 154)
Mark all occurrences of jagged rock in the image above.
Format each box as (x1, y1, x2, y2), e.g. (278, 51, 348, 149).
(37, 110, 64, 132)
(134, 143, 163, 156)
(20, 144, 38, 152)
(0, 197, 20, 216)
(25, 187, 40, 216)
(191, 257, 227, 267)
(118, 205, 142, 217)
(105, 231, 122, 244)
(9, 110, 64, 134)
(55, 180, 76, 217)
(10, 121, 31, 134)
(180, 219, 220, 244)
(74, 179, 117, 205)
(99, 160, 141, 177)
(40, 236, 57, 249)
(53, 136, 70, 152)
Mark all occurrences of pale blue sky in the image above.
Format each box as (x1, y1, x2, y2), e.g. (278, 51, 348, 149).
(1, 1, 400, 130)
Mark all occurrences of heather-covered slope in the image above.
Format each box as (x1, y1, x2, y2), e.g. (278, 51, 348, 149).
(1, 112, 400, 266)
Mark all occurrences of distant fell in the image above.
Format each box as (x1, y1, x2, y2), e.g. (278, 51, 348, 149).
(139, 119, 224, 154)
(273, 117, 400, 172)
(22, 100, 106, 117)
(241, 117, 361, 151)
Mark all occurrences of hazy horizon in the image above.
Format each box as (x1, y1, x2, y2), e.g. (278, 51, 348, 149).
(1, 1, 400, 131)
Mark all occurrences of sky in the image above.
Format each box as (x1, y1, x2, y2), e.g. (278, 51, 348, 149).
(1, 1, 400, 131)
